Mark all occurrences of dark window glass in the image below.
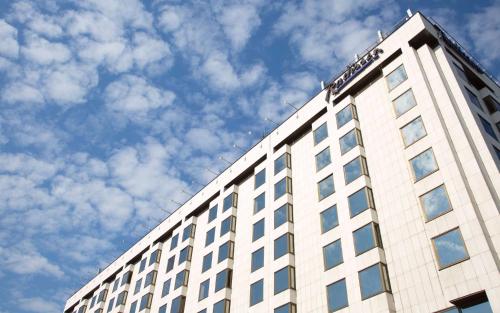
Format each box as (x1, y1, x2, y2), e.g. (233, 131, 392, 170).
(320, 205, 338, 233)
(274, 177, 292, 200)
(348, 187, 374, 217)
(250, 279, 264, 306)
(149, 249, 161, 266)
(315, 147, 331, 172)
(220, 216, 235, 236)
(218, 241, 234, 263)
(121, 271, 132, 286)
(139, 293, 152, 311)
(344, 156, 368, 184)
(479, 115, 498, 140)
(274, 266, 295, 294)
(116, 291, 127, 307)
(97, 289, 107, 303)
(386, 64, 407, 90)
(318, 174, 335, 200)
(274, 303, 296, 313)
(274, 152, 291, 174)
(339, 128, 362, 155)
(274, 203, 292, 228)
(213, 299, 230, 313)
(112, 279, 119, 292)
(107, 297, 114, 312)
(410, 148, 438, 181)
(358, 263, 391, 300)
(254, 192, 266, 213)
(166, 256, 175, 273)
(327, 279, 348, 312)
(314, 122, 329, 145)
(161, 279, 171, 297)
(178, 246, 192, 264)
(251, 247, 264, 272)
(353, 223, 382, 255)
(223, 193, 237, 211)
(129, 301, 137, 313)
(336, 104, 357, 128)
(323, 239, 343, 270)
(159, 304, 167, 313)
(182, 224, 195, 242)
(133, 279, 142, 295)
(208, 205, 218, 223)
(466, 88, 483, 111)
(274, 233, 294, 260)
(138, 258, 147, 273)
(432, 228, 469, 269)
(90, 295, 96, 308)
(170, 296, 186, 313)
(215, 269, 232, 291)
(420, 185, 452, 221)
(205, 227, 215, 246)
(199, 279, 210, 301)
(461, 299, 494, 313)
(170, 234, 179, 251)
(144, 270, 157, 287)
(253, 219, 265, 241)
(202, 252, 212, 272)
(255, 169, 266, 189)
(174, 270, 189, 289)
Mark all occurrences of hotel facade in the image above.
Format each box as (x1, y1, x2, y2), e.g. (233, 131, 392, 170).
(64, 11, 500, 313)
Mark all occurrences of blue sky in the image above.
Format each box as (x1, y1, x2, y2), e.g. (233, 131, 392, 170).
(0, 0, 498, 312)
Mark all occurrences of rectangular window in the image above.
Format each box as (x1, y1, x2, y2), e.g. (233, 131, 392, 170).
(479, 115, 498, 140)
(213, 299, 230, 313)
(313, 122, 329, 145)
(343, 156, 368, 185)
(133, 279, 141, 295)
(318, 174, 335, 200)
(420, 185, 452, 221)
(274, 303, 297, 313)
(274, 177, 292, 200)
(251, 247, 264, 272)
(323, 239, 343, 270)
(358, 263, 391, 300)
(320, 205, 339, 233)
(208, 205, 218, 223)
(166, 256, 175, 273)
(274, 203, 293, 228)
(386, 64, 407, 90)
(274, 266, 295, 294)
(220, 215, 236, 236)
(121, 271, 132, 286)
(223, 192, 238, 211)
(159, 304, 167, 313)
(410, 148, 439, 181)
(174, 270, 189, 289)
(202, 252, 212, 272)
(144, 270, 157, 287)
(107, 298, 114, 313)
(255, 169, 266, 189)
(465, 87, 483, 111)
(348, 187, 375, 217)
(171, 296, 186, 313)
(139, 293, 153, 311)
(339, 128, 363, 155)
(161, 279, 171, 297)
(112, 278, 120, 292)
(401, 116, 427, 147)
(274, 233, 294, 260)
(97, 289, 107, 303)
(199, 279, 210, 301)
(116, 291, 127, 307)
(129, 301, 137, 313)
(353, 222, 383, 255)
(250, 279, 264, 306)
(205, 227, 215, 246)
(252, 218, 265, 241)
(218, 241, 234, 263)
(274, 152, 291, 175)
(182, 224, 195, 242)
(90, 296, 96, 308)
(178, 246, 193, 265)
(215, 269, 233, 291)
(254, 192, 266, 214)
(432, 228, 469, 269)
(149, 249, 161, 266)
(327, 278, 348, 312)
(393, 88, 417, 117)
(138, 258, 147, 273)
(170, 234, 179, 251)
(336, 104, 357, 129)
(315, 147, 332, 172)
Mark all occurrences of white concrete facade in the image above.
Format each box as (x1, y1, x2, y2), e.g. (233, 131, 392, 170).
(64, 12, 500, 313)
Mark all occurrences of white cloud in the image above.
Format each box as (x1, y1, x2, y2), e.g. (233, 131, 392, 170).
(201, 51, 240, 90)
(22, 34, 71, 65)
(17, 297, 60, 313)
(0, 20, 19, 58)
(218, 4, 261, 50)
(467, 3, 500, 66)
(2, 82, 44, 104)
(186, 127, 222, 153)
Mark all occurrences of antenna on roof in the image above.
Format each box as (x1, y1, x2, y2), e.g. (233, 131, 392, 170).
(232, 143, 245, 152)
(321, 80, 325, 89)
(218, 156, 232, 165)
(284, 99, 298, 111)
(181, 189, 193, 196)
(406, 9, 412, 17)
(205, 167, 219, 176)
(170, 199, 182, 206)
(377, 30, 384, 42)
(264, 117, 279, 126)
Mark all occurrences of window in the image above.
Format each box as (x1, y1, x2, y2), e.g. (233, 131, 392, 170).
(479, 115, 498, 140)
(133, 279, 141, 295)
(208, 205, 218, 223)
(274, 303, 297, 313)
(90, 295, 96, 308)
(199, 279, 210, 301)
(255, 169, 266, 189)
(144, 270, 157, 287)
(223, 192, 238, 211)
(171, 296, 186, 313)
(138, 258, 147, 273)
(198, 310, 207, 313)
(166, 256, 175, 273)
(465, 88, 483, 111)
(161, 279, 171, 297)
(393, 89, 417, 117)
(320, 205, 339, 233)
(274, 266, 295, 294)
(174, 270, 189, 289)
(358, 263, 391, 300)
(274, 152, 291, 174)
(112, 278, 120, 292)
(205, 227, 215, 246)
(339, 128, 363, 155)
(218, 241, 234, 263)
(215, 269, 232, 291)
(250, 279, 264, 306)
(274, 177, 292, 200)
(116, 291, 127, 307)
(318, 174, 335, 201)
(336, 104, 357, 128)
(386, 64, 407, 90)
(453, 62, 469, 83)
(326, 279, 348, 312)
(97, 289, 107, 303)
(121, 271, 132, 286)
(432, 228, 469, 269)
(107, 298, 114, 313)
(254, 192, 266, 213)
(484, 95, 500, 114)
(274, 233, 294, 260)
(252, 218, 265, 241)
(348, 187, 375, 217)
(353, 222, 383, 255)
(451, 292, 494, 313)
(139, 293, 153, 311)
(420, 185, 452, 221)
(401, 116, 427, 147)
(344, 156, 368, 184)
(251, 247, 264, 272)
(323, 239, 343, 270)
(315, 147, 332, 172)
(182, 224, 195, 241)
(170, 234, 179, 250)
(314, 122, 329, 145)
(274, 203, 293, 228)
(149, 249, 161, 265)
(202, 252, 212, 272)
(129, 301, 137, 313)
(178, 246, 192, 264)
(410, 148, 439, 181)
(220, 215, 236, 236)
(159, 304, 167, 313)
(213, 299, 230, 313)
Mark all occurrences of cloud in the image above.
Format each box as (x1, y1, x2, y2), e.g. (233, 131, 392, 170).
(0, 20, 19, 58)
(218, 4, 261, 50)
(2, 82, 44, 104)
(21, 33, 71, 65)
(467, 2, 500, 66)
(17, 297, 60, 313)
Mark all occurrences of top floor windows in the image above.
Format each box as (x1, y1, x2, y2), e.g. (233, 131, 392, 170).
(182, 224, 195, 242)
(465, 88, 483, 111)
(393, 89, 417, 117)
(208, 205, 218, 223)
(149, 249, 161, 266)
(274, 152, 291, 175)
(223, 192, 238, 212)
(254, 169, 266, 189)
(336, 104, 358, 129)
(339, 128, 363, 155)
(170, 234, 179, 251)
(313, 122, 329, 145)
(386, 64, 407, 90)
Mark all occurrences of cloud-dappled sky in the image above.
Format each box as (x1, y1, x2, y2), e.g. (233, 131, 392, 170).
(0, 0, 498, 312)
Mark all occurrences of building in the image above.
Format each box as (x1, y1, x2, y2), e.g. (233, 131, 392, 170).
(64, 11, 500, 313)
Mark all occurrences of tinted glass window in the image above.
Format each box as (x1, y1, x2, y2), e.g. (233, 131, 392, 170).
(251, 247, 264, 272)
(386, 64, 407, 90)
(323, 239, 343, 270)
(274, 204, 292, 228)
(315, 147, 332, 172)
(393, 89, 417, 117)
(223, 193, 236, 211)
(134, 278, 142, 295)
(202, 252, 212, 272)
(359, 264, 386, 299)
(205, 227, 215, 246)
(182, 224, 194, 241)
(218, 241, 233, 263)
(139, 258, 147, 273)
(171, 296, 185, 313)
(339, 129, 362, 154)
(174, 270, 188, 289)
(253, 219, 265, 241)
(166, 256, 175, 273)
(215, 269, 232, 291)
(274, 233, 293, 260)
(327, 279, 348, 312)
(336, 105, 356, 128)
(255, 169, 266, 189)
(420, 185, 452, 221)
(274, 177, 290, 200)
(220, 216, 234, 236)
(179, 246, 191, 264)
(348, 187, 372, 217)
(250, 279, 264, 306)
(254, 192, 266, 213)
(274, 266, 294, 294)
(320, 205, 338, 233)
(213, 300, 229, 313)
(161, 279, 171, 297)
(353, 223, 380, 255)
(208, 205, 218, 223)
(479, 115, 498, 140)
(318, 174, 335, 200)
(274, 303, 295, 313)
(199, 279, 209, 300)
(344, 157, 367, 184)
(410, 149, 438, 181)
(433, 228, 469, 268)
(466, 88, 483, 111)
(401, 116, 427, 146)
(314, 122, 329, 145)
(274, 153, 290, 174)
(170, 234, 179, 250)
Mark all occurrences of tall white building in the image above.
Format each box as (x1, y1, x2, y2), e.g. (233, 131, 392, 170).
(64, 11, 500, 313)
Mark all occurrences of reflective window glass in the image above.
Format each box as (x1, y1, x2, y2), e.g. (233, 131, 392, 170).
(318, 174, 335, 200)
(274, 233, 294, 260)
(343, 156, 367, 184)
(253, 219, 265, 241)
(336, 104, 357, 129)
(410, 148, 438, 181)
(420, 185, 452, 221)
(314, 122, 329, 145)
(432, 228, 469, 269)
(254, 192, 266, 213)
(323, 239, 343, 270)
(251, 247, 264, 272)
(393, 89, 417, 117)
(255, 169, 266, 189)
(327, 279, 348, 312)
(274, 203, 292, 228)
(401, 116, 427, 146)
(315, 147, 332, 172)
(348, 187, 374, 217)
(320, 205, 339, 233)
(339, 129, 362, 154)
(386, 64, 407, 90)
(250, 279, 264, 306)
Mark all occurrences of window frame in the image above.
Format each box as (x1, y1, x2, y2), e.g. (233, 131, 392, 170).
(419, 184, 453, 222)
(336, 104, 358, 129)
(358, 263, 391, 300)
(315, 147, 332, 172)
(353, 222, 383, 256)
(274, 266, 296, 295)
(400, 116, 428, 147)
(274, 203, 293, 228)
(348, 187, 375, 218)
(386, 64, 408, 91)
(339, 128, 363, 155)
(343, 156, 368, 185)
(323, 238, 344, 271)
(313, 122, 329, 145)
(431, 227, 470, 270)
(409, 148, 439, 182)
(274, 232, 294, 260)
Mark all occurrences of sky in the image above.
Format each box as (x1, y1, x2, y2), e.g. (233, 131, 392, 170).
(0, 0, 498, 312)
